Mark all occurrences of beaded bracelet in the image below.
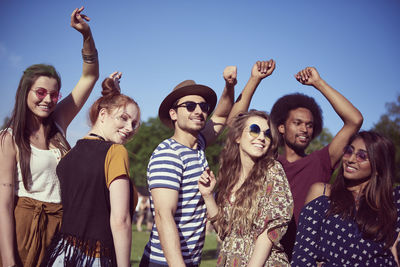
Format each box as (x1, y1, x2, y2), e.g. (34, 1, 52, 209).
(81, 49, 98, 64)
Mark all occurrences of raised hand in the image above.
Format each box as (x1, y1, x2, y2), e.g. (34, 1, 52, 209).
(198, 168, 216, 197)
(109, 71, 122, 91)
(71, 7, 91, 36)
(251, 59, 276, 80)
(223, 66, 237, 86)
(295, 67, 322, 86)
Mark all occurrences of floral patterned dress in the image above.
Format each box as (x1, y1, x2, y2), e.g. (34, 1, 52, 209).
(216, 160, 293, 267)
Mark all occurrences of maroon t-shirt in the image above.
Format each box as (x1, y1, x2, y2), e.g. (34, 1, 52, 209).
(278, 145, 333, 224)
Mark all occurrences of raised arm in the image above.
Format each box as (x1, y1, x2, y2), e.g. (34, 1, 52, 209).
(151, 188, 186, 267)
(0, 132, 17, 267)
(201, 66, 236, 145)
(53, 7, 99, 133)
(227, 59, 275, 125)
(109, 177, 132, 267)
(295, 67, 363, 167)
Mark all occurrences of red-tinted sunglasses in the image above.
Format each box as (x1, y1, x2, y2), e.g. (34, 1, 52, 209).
(343, 145, 369, 162)
(32, 88, 62, 103)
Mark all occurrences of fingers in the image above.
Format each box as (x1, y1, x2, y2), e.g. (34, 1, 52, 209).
(295, 67, 312, 83)
(199, 168, 215, 184)
(80, 14, 91, 22)
(71, 6, 90, 26)
(109, 71, 122, 79)
(199, 170, 211, 184)
(223, 66, 237, 85)
(254, 59, 275, 76)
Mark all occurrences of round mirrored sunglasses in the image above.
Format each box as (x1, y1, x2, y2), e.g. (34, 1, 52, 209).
(248, 124, 271, 140)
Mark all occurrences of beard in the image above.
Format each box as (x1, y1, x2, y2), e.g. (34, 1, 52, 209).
(284, 135, 311, 156)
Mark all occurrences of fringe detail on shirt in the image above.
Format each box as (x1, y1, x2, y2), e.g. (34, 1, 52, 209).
(41, 232, 116, 267)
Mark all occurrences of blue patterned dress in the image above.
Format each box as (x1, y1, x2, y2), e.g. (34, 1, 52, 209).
(291, 186, 400, 266)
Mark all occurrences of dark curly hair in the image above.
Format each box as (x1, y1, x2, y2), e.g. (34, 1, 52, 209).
(270, 93, 323, 141)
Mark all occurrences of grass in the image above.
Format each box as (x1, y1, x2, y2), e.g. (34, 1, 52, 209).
(131, 225, 218, 267)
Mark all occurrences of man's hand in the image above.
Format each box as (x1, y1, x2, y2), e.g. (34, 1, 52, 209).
(251, 59, 276, 80)
(223, 66, 237, 86)
(295, 67, 322, 87)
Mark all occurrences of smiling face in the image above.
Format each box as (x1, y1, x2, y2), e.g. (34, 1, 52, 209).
(342, 137, 372, 181)
(100, 103, 140, 144)
(237, 116, 271, 162)
(170, 95, 208, 133)
(279, 107, 314, 153)
(26, 76, 60, 119)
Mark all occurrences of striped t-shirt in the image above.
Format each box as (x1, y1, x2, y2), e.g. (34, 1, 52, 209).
(142, 135, 208, 266)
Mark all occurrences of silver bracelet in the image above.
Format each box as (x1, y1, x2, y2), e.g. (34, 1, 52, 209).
(81, 49, 98, 64)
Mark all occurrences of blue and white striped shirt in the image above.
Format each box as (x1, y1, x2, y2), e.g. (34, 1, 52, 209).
(142, 134, 208, 266)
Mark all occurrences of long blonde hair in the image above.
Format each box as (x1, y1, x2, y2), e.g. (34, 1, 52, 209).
(214, 110, 279, 238)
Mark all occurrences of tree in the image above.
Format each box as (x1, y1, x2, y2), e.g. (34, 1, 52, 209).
(125, 116, 229, 188)
(305, 127, 333, 154)
(124, 117, 173, 187)
(373, 94, 400, 182)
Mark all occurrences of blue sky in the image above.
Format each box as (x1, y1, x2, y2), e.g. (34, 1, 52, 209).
(1, 0, 399, 146)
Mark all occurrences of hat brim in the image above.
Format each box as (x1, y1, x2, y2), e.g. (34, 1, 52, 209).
(158, 84, 217, 128)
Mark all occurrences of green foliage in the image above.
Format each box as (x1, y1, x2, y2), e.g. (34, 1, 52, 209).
(373, 94, 400, 182)
(125, 116, 230, 187)
(125, 117, 173, 187)
(205, 128, 228, 175)
(305, 127, 333, 154)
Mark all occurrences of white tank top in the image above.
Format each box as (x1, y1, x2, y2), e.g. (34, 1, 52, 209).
(6, 127, 63, 203)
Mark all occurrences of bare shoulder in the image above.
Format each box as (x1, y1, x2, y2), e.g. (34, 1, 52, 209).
(0, 130, 16, 156)
(304, 182, 330, 205)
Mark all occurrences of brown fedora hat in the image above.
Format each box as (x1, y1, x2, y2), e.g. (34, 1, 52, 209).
(158, 80, 217, 128)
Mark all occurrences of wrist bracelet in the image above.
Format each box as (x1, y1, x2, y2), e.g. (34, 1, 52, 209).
(207, 214, 217, 223)
(81, 49, 98, 64)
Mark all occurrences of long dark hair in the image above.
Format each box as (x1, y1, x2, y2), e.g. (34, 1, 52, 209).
(214, 110, 279, 237)
(1, 64, 70, 190)
(328, 131, 397, 248)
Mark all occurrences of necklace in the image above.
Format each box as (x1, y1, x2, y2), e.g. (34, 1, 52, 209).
(89, 133, 106, 141)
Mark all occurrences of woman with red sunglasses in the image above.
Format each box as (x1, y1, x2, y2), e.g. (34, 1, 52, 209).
(292, 131, 400, 266)
(0, 7, 98, 267)
(198, 110, 293, 266)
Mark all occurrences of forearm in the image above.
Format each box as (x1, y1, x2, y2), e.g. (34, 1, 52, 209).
(0, 191, 16, 266)
(81, 28, 99, 74)
(314, 79, 363, 127)
(110, 215, 132, 267)
(246, 229, 272, 267)
(227, 76, 261, 124)
(212, 83, 235, 119)
(202, 194, 219, 222)
(155, 212, 186, 267)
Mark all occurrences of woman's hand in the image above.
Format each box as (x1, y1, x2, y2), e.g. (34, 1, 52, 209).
(70, 7, 91, 37)
(109, 71, 122, 92)
(198, 168, 216, 197)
